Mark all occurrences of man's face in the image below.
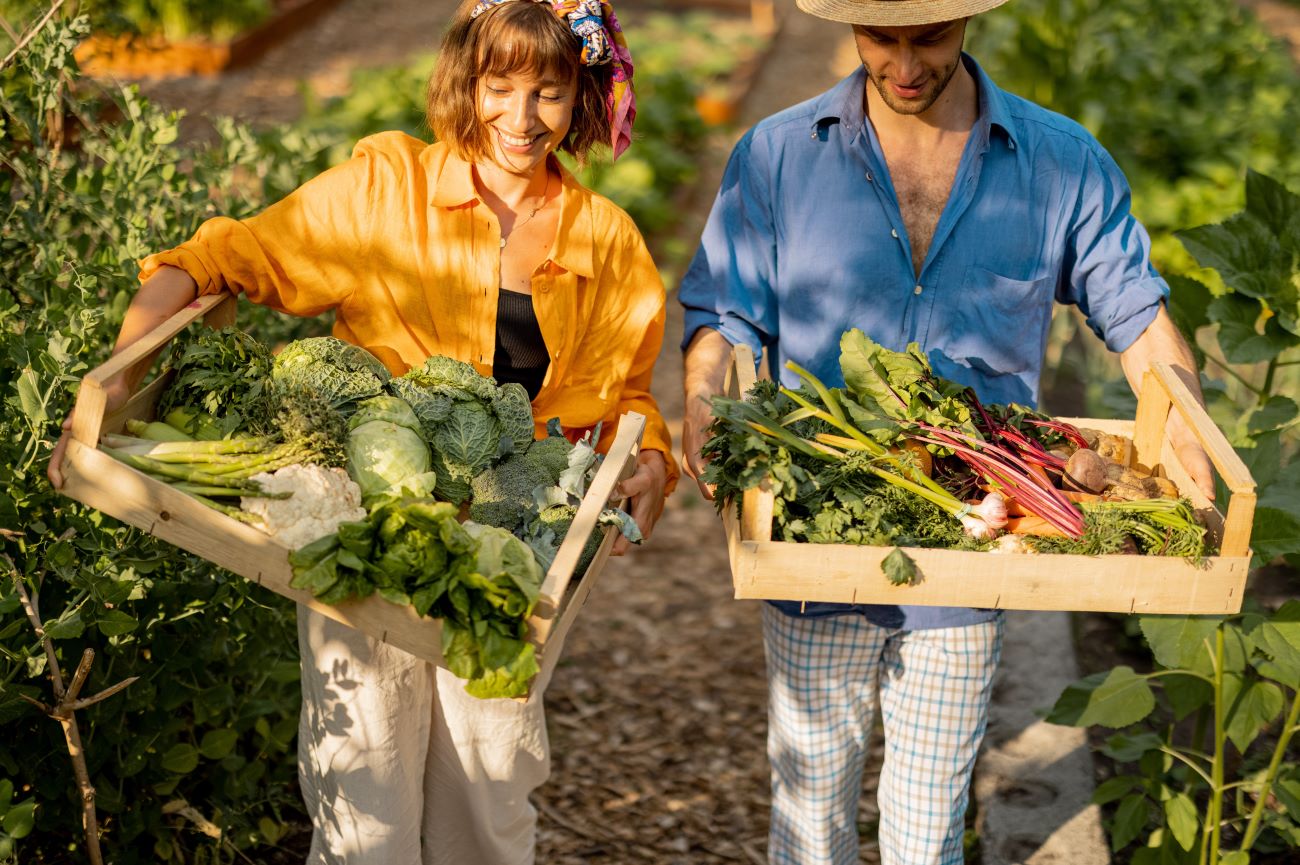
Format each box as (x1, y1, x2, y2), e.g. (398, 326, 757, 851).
(852, 19, 968, 115)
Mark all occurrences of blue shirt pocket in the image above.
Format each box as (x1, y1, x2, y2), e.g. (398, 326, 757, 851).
(934, 265, 1056, 404)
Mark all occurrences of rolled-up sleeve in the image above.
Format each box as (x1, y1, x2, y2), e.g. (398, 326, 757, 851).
(138, 138, 384, 316)
(1058, 143, 1169, 353)
(598, 224, 680, 494)
(679, 130, 779, 360)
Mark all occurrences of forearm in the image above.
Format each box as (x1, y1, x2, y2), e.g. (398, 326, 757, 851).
(109, 264, 199, 393)
(683, 327, 734, 409)
(1119, 305, 1201, 404)
(1118, 304, 1215, 494)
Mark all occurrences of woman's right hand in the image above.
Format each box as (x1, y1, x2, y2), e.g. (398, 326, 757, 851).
(48, 265, 202, 490)
(47, 378, 131, 490)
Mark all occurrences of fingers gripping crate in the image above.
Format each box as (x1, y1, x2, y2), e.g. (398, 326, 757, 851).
(58, 293, 644, 693)
(721, 344, 1256, 615)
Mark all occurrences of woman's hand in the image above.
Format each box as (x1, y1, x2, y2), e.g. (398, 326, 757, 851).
(611, 449, 668, 556)
(47, 378, 132, 489)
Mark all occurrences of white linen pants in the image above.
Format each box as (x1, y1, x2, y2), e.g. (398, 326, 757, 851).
(297, 608, 551, 865)
(762, 605, 1004, 865)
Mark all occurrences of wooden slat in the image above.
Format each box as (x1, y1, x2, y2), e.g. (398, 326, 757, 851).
(732, 343, 758, 396)
(731, 538, 1249, 615)
(61, 439, 446, 663)
(528, 413, 645, 646)
(1147, 362, 1255, 558)
(69, 294, 235, 447)
(1132, 369, 1171, 474)
(1150, 362, 1254, 494)
(85, 294, 232, 390)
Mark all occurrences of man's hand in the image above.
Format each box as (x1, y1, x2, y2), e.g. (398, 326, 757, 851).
(1119, 304, 1216, 500)
(682, 328, 734, 502)
(682, 387, 717, 501)
(612, 449, 668, 556)
(47, 379, 131, 490)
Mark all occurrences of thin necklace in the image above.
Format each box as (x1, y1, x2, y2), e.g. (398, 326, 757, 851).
(500, 175, 551, 250)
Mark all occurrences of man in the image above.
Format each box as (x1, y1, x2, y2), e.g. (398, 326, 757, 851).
(679, 1, 1214, 863)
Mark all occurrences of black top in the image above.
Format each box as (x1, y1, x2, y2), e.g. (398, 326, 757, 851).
(493, 288, 549, 400)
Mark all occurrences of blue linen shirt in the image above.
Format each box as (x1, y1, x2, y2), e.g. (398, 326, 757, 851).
(680, 56, 1169, 631)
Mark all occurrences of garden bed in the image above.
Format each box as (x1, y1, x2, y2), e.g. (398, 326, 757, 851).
(74, 0, 344, 77)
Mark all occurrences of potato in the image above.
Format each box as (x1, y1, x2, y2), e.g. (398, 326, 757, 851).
(1095, 432, 1134, 467)
(1142, 476, 1181, 499)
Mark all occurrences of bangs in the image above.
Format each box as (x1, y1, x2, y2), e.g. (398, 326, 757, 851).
(474, 4, 577, 83)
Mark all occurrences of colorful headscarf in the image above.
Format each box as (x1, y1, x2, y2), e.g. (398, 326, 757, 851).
(469, 0, 636, 160)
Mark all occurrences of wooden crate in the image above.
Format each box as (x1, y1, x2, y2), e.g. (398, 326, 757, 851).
(59, 293, 643, 691)
(722, 344, 1256, 615)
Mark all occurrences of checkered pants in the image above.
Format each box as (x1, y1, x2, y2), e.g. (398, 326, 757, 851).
(762, 605, 1003, 865)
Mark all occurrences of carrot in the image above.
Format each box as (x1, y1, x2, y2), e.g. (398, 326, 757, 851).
(1001, 496, 1029, 518)
(1025, 462, 1053, 488)
(1006, 515, 1068, 537)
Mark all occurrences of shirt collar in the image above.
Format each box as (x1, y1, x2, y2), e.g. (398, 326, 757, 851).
(811, 53, 1020, 151)
(425, 143, 596, 278)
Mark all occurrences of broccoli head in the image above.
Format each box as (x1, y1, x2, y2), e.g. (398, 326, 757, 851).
(534, 505, 603, 578)
(525, 434, 573, 482)
(469, 447, 565, 532)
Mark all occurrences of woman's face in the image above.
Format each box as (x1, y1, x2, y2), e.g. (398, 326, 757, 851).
(478, 66, 577, 175)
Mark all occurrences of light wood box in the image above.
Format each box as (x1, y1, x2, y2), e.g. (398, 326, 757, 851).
(721, 344, 1256, 615)
(59, 293, 643, 691)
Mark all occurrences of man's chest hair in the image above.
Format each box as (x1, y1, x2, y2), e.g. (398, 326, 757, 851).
(891, 156, 961, 269)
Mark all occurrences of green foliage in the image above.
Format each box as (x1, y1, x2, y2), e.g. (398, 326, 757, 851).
(0, 0, 276, 41)
(157, 325, 276, 436)
(1, 13, 328, 861)
(969, 0, 1300, 273)
(288, 502, 544, 698)
(838, 329, 976, 442)
(1171, 172, 1300, 568)
(1048, 606, 1300, 860)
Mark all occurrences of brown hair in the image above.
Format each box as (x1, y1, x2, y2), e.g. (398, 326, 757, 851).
(427, 0, 614, 163)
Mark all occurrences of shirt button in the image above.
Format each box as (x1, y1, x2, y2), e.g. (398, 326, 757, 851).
(913, 284, 923, 296)
(891, 229, 899, 239)
(865, 171, 873, 182)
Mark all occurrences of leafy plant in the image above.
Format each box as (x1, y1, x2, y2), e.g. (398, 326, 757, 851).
(2, 12, 327, 861)
(1048, 604, 1300, 862)
(1168, 171, 1300, 569)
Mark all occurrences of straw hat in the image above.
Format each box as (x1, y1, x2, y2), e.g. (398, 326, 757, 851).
(796, 0, 1010, 26)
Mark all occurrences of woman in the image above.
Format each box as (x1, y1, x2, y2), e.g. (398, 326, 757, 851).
(49, 1, 676, 861)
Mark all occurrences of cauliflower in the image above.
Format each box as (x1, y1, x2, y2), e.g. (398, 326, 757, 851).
(241, 464, 366, 549)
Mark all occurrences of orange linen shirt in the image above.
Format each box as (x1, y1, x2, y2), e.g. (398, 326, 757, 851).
(140, 132, 678, 492)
